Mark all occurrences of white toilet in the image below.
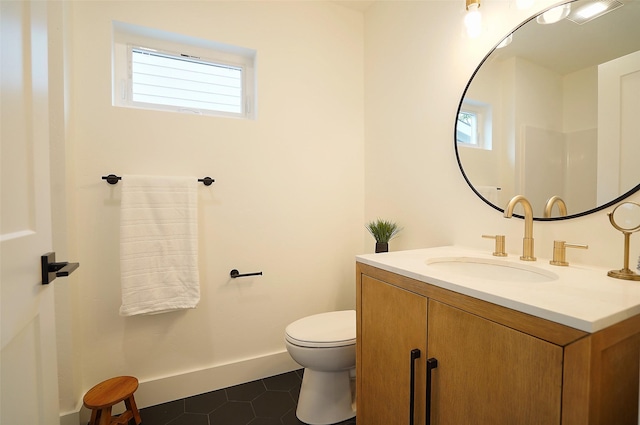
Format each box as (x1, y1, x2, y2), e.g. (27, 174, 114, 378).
(285, 310, 356, 425)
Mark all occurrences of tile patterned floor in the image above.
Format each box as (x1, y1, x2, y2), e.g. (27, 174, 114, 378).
(139, 369, 357, 425)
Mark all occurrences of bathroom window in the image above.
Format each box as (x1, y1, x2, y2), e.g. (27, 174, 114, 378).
(457, 100, 492, 150)
(113, 21, 256, 119)
(457, 111, 478, 145)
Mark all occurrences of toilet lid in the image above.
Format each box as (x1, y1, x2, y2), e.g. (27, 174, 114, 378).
(285, 310, 356, 348)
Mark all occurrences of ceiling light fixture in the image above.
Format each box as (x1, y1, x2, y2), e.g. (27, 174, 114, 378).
(465, 0, 482, 38)
(536, 3, 571, 24)
(579, 2, 608, 17)
(566, 0, 623, 25)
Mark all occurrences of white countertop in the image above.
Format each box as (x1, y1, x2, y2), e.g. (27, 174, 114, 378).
(356, 246, 640, 333)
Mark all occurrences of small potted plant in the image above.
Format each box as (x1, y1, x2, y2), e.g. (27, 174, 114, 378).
(366, 219, 402, 253)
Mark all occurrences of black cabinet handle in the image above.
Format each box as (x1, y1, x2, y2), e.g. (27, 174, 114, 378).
(426, 357, 438, 425)
(409, 349, 421, 425)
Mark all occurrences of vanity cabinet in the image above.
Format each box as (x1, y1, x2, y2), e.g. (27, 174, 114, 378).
(359, 274, 427, 425)
(428, 300, 563, 424)
(356, 262, 640, 425)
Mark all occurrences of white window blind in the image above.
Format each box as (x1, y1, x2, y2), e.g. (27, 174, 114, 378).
(131, 48, 243, 115)
(456, 100, 492, 150)
(457, 110, 477, 145)
(112, 21, 256, 119)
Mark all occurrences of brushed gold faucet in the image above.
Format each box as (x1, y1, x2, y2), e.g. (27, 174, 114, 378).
(550, 240, 588, 266)
(504, 195, 536, 261)
(543, 196, 567, 218)
(482, 234, 507, 256)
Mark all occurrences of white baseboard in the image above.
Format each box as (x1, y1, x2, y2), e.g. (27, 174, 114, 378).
(60, 412, 80, 425)
(135, 350, 300, 408)
(60, 350, 300, 424)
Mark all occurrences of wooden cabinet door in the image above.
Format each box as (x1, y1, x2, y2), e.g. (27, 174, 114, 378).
(427, 300, 563, 425)
(358, 275, 428, 425)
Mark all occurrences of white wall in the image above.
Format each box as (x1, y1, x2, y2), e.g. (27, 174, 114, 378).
(56, 0, 640, 421)
(364, 0, 640, 266)
(458, 56, 504, 204)
(515, 57, 564, 215)
(564, 66, 598, 213)
(563, 66, 597, 133)
(60, 0, 364, 419)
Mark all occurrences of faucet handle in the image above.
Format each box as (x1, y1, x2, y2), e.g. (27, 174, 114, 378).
(550, 240, 588, 266)
(482, 234, 507, 257)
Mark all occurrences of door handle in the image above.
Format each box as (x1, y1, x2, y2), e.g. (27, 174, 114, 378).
(409, 348, 421, 425)
(41, 252, 79, 284)
(426, 357, 438, 425)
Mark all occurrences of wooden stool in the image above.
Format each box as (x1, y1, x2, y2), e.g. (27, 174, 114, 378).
(83, 376, 142, 425)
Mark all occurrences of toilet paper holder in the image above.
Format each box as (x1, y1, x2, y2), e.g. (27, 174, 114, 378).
(230, 269, 263, 278)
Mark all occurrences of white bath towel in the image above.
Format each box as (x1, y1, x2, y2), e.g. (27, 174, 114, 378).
(119, 175, 200, 316)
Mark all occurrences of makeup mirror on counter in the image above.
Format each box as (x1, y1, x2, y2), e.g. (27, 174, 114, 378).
(455, 0, 640, 220)
(608, 202, 640, 281)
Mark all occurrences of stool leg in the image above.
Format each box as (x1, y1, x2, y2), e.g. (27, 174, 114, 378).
(89, 409, 98, 425)
(125, 396, 142, 425)
(97, 407, 112, 425)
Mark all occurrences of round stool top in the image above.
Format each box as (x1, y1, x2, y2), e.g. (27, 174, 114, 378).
(83, 376, 139, 409)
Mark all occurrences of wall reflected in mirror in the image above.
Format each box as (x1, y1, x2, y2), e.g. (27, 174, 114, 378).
(455, 0, 640, 220)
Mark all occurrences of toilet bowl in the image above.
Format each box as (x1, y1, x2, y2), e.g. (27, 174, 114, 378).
(285, 310, 356, 425)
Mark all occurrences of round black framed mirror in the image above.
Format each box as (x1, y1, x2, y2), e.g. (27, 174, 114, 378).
(455, 0, 640, 220)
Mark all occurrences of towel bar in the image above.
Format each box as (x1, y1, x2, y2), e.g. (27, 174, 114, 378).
(102, 174, 215, 186)
(230, 269, 263, 278)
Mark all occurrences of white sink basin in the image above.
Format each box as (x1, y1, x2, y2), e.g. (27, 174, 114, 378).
(425, 256, 558, 283)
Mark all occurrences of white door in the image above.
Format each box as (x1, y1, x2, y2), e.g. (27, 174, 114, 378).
(597, 50, 640, 205)
(1, 1, 61, 423)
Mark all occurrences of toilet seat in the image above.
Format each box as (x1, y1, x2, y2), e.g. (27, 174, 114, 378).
(285, 310, 356, 348)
